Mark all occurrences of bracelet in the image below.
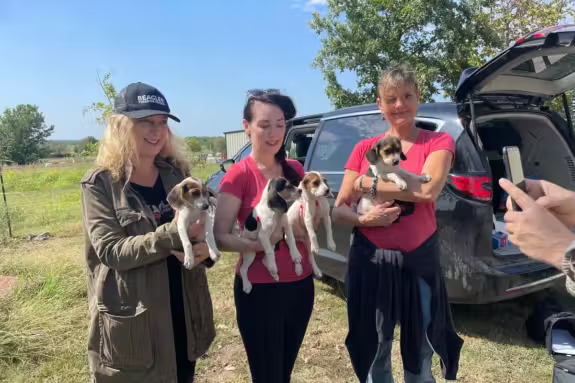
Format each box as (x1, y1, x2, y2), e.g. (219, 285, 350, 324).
(370, 177, 378, 199)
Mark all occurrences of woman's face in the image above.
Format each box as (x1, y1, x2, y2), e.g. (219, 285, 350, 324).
(377, 84, 419, 131)
(132, 115, 169, 159)
(243, 101, 285, 157)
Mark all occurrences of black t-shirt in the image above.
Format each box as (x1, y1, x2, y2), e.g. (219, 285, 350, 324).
(130, 176, 195, 375)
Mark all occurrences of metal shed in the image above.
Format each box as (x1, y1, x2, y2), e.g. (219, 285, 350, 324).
(224, 130, 249, 158)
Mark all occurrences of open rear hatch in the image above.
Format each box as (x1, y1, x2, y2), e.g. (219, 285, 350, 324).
(455, 24, 575, 270)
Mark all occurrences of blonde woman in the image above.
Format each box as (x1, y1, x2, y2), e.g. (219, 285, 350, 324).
(333, 66, 463, 383)
(81, 82, 215, 383)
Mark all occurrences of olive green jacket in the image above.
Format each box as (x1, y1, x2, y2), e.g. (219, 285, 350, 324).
(80, 157, 215, 383)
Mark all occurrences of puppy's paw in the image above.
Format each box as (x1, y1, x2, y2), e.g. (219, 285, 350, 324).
(209, 248, 221, 262)
(242, 280, 253, 294)
(327, 240, 336, 252)
(291, 249, 302, 264)
(295, 263, 303, 276)
(313, 266, 323, 279)
(263, 258, 279, 281)
(183, 255, 195, 270)
(421, 174, 432, 183)
(396, 180, 408, 191)
(311, 242, 320, 255)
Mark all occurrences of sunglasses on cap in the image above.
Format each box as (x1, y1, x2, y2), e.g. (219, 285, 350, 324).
(246, 88, 281, 101)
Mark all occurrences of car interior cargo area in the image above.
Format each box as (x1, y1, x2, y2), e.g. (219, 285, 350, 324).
(476, 112, 575, 256)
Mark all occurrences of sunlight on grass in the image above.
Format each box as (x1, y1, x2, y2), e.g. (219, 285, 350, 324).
(0, 163, 562, 382)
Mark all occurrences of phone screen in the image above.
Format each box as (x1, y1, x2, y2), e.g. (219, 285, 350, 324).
(502, 146, 525, 211)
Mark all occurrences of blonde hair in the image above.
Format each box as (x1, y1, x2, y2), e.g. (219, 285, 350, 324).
(96, 113, 190, 181)
(378, 65, 419, 98)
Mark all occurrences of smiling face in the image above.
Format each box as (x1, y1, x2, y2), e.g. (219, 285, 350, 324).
(376, 84, 419, 131)
(243, 101, 286, 158)
(132, 114, 169, 160)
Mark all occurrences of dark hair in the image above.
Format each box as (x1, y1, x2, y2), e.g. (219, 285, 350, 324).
(243, 95, 302, 187)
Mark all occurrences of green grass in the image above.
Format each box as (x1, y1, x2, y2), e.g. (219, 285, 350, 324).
(0, 163, 219, 241)
(0, 163, 568, 382)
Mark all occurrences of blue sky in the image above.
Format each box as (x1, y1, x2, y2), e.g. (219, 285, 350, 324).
(0, 0, 337, 140)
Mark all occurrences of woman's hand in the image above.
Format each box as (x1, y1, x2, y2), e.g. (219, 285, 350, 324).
(499, 178, 575, 269)
(173, 210, 207, 242)
(358, 201, 402, 227)
(171, 242, 211, 266)
(247, 224, 285, 253)
(520, 179, 575, 227)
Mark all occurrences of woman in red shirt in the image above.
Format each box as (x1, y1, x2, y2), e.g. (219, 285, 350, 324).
(214, 90, 313, 382)
(333, 66, 463, 383)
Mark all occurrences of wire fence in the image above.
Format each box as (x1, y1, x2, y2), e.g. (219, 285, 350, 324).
(0, 188, 82, 240)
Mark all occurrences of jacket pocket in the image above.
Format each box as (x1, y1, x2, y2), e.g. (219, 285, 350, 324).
(99, 307, 154, 370)
(115, 208, 142, 227)
(183, 267, 215, 360)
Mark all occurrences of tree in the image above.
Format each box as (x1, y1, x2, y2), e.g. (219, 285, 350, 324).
(83, 72, 117, 156)
(214, 137, 226, 155)
(310, 0, 574, 107)
(186, 137, 202, 153)
(0, 105, 55, 164)
(84, 72, 117, 124)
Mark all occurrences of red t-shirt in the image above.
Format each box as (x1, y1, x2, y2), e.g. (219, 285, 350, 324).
(219, 156, 312, 284)
(344, 129, 455, 252)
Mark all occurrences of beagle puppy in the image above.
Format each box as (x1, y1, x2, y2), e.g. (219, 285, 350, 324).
(167, 176, 221, 270)
(356, 136, 431, 216)
(287, 171, 336, 278)
(240, 177, 302, 294)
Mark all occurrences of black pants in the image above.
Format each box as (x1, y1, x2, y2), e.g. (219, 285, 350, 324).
(234, 275, 314, 383)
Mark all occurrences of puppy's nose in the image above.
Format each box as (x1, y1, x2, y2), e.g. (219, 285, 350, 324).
(297, 188, 303, 195)
(393, 160, 400, 166)
(201, 202, 209, 210)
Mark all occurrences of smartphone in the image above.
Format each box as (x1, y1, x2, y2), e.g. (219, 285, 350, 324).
(502, 146, 526, 211)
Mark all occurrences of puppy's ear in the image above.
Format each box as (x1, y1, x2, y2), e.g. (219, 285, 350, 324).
(167, 186, 183, 209)
(366, 147, 379, 164)
(400, 152, 407, 161)
(267, 178, 289, 212)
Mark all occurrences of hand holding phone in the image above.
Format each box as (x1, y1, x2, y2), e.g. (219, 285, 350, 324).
(502, 146, 526, 211)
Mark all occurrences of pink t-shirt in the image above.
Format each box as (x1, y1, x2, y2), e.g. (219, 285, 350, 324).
(219, 156, 312, 284)
(345, 129, 455, 252)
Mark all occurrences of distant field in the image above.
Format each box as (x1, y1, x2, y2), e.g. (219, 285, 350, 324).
(0, 162, 219, 241)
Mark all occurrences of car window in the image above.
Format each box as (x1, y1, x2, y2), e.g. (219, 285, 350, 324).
(511, 53, 575, 81)
(235, 144, 252, 161)
(452, 132, 485, 173)
(286, 131, 315, 164)
(309, 114, 389, 172)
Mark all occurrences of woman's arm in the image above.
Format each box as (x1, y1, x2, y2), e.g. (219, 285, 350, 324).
(353, 150, 453, 203)
(333, 169, 401, 227)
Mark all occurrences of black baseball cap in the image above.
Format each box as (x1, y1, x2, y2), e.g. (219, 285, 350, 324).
(114, 82, 180, 122)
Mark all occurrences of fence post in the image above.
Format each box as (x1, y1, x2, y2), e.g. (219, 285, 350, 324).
(0, 164, 12, 237)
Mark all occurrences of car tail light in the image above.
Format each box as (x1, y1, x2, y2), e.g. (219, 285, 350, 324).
(448, 175, 492, 202)
(515, 26, 565, 45)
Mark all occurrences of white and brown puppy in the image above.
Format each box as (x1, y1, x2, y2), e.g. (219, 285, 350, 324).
(240, 177, 302, 294)
(357, 136, 431, 215)
(167, 176, 221, 270)
(287, 171, 336, 278)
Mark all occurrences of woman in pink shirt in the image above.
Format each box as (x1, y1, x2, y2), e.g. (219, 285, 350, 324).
(333, 66, 463, 383)
(214, 90, 313, 382)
